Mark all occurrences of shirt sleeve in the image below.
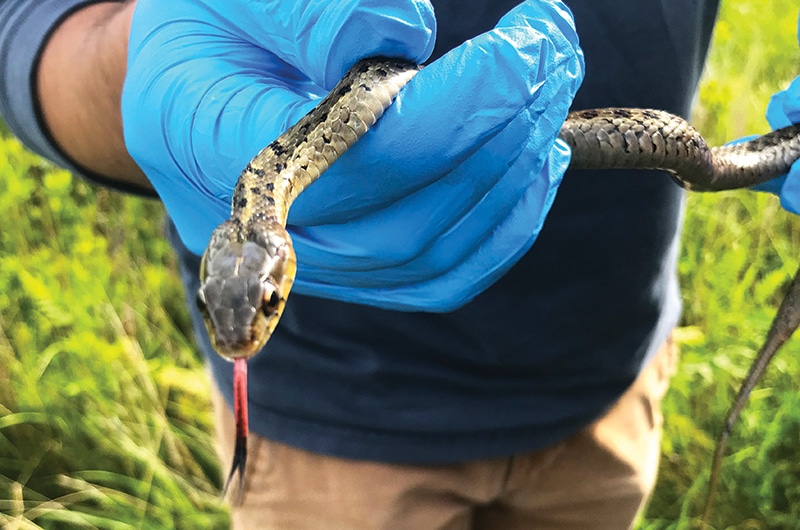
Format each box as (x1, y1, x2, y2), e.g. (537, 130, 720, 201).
(0, 0, 154, 196)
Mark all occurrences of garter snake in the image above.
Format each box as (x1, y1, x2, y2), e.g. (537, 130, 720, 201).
(194, 58, 800, 513)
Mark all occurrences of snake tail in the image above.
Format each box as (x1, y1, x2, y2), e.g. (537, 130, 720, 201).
(702, 267, 800, 521)
(561, 108, 800, 191)
(222, 357, 249, 505)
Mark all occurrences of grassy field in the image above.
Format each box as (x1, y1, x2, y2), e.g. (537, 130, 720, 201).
(1, 2, 800, 529)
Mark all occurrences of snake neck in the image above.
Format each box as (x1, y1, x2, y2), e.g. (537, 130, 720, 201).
(230, 166, 295, 227)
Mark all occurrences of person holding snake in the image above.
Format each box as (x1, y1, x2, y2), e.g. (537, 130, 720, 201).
(1, 0, 799, 528)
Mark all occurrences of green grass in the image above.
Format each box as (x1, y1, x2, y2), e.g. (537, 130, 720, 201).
(0, 148, 227, 525)
(643, 2, 800, 528)
(1, 2, 800, 528)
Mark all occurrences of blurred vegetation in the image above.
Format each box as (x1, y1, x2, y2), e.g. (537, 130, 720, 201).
(0, 1, 799, 529)
(0, 150, 228, 527)
(642, 1, 800, 529)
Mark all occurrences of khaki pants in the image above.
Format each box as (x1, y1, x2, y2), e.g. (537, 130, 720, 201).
(211, 337, 677, 530)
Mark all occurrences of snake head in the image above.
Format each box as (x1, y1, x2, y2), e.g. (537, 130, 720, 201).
(197, 220, 297, 361)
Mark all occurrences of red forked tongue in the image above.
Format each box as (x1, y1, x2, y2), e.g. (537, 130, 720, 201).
(223, 358, 248, 504)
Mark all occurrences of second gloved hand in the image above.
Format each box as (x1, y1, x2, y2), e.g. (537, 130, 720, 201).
(752, 75, 800, 212)
(750, 14, 800, 213)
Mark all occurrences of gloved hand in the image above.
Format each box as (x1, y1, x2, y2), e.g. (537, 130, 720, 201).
(122, 0, 584, 311)
(751, 75, 800, 213)
(750, 12, 800, 213)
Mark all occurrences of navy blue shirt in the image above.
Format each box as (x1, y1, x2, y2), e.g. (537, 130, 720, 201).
(178, 0, 720, 463)
(0, 0, 720, 463)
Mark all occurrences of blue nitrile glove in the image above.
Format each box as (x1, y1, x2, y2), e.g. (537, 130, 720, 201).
(751, 15, 800, 213)
(750, 75, 800, 213)
(122, 0, 584, 311)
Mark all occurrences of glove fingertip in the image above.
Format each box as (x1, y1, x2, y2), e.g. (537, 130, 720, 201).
(781, 195, 800, 216)
(766, 75, 800, 129)
(307, 1, 436, 87)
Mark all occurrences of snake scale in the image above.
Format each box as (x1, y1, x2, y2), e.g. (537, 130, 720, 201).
(195, 58, 800, 515)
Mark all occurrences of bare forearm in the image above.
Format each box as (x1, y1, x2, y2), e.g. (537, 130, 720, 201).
(36, 1, 151, 192)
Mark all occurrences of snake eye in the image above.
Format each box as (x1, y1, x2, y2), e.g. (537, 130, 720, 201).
(262, 289, 281, 316)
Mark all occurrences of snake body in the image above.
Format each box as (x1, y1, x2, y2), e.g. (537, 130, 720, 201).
(562, 107, 800, 190)
(196, 58, 800, 510)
